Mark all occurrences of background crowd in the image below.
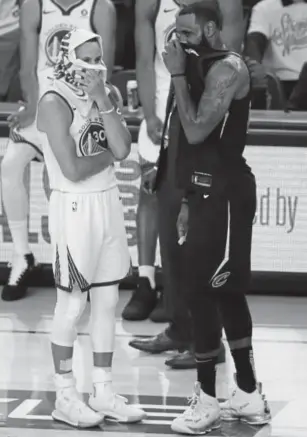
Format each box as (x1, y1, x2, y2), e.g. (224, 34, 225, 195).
(1, 0, 307, 110)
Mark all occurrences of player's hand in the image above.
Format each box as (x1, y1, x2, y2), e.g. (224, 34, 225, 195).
(162, 39, 186, 76)
(244, 57, 268, 89)
(7, 101, 36, 130)
(177, 201, 189, 244)
(141, 165, 157, 195)
(78, 70, 107, 101)
(146, 115, 163, 145)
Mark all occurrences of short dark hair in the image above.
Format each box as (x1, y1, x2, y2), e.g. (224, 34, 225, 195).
(178, 1, 223, 30)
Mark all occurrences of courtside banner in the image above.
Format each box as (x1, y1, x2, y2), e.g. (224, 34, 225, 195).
(0, 139, 307, 272)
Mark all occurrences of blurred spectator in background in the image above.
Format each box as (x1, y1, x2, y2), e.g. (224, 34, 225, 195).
(112, 0, 136, 69)
(0, 0, 21, 102)
(245, 0, 307, 107)
(287, 61, 307, 110)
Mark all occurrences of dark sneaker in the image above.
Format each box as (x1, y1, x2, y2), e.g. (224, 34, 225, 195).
(2, 253, 38, 301)
(149, 293, 169, 323)
(122, 277, 157, 321)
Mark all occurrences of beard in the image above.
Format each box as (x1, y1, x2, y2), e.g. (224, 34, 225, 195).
(180, 33, 212, 54)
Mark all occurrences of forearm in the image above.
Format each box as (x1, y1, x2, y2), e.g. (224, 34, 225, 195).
(244, 33, 267, 63)
(172, 77, 201, 143)
(136, 61, 157, 121)
(73, 150, 114, 182)
(19, 69, 38, 107)
(96, 97, 131, 160)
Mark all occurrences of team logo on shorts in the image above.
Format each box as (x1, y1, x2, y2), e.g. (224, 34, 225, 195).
(211, 272, 231, 288)
(45, 25, 75, 66)
(79, 122, 107, 156)
(81, 9, 88, 16)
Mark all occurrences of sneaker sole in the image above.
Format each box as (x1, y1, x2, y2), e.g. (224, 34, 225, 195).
(89, 403, 146, 424)
(221, 415, 271, 425)
(171, 419, 221, 435)
(51, 409, 104, 428)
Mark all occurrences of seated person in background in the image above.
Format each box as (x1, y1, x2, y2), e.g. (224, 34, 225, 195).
(0, 0, 21, 102)
(287, 62, 307, 110)
(245, 0, 307, 106)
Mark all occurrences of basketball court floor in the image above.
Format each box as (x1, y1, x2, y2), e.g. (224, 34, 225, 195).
(0, 288, 306, 437)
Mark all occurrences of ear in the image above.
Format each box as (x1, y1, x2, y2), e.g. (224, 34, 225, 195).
(205, 21, 217, 38)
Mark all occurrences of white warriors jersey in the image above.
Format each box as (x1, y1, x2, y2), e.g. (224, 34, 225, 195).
(40, 82, 117, 193)
(154, 0, 179, 99)
(37, 0, 97, 80)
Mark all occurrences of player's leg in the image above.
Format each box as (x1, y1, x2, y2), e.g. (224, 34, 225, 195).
(49, 191, 103, 428)
(1, 138, 40, 301)
(122, 123, 160, 322)
(88, 188, 146, 422)
(219, 176, 271, 425)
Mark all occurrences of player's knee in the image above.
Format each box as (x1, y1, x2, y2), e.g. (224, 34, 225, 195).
(91, 285, 119, 312)
(51, 290, 87, 345)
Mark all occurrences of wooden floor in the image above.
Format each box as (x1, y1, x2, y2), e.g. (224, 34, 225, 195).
(0, 289, 307, 437)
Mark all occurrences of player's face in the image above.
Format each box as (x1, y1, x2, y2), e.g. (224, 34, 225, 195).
(176, 14, 203, 48)
(176, 13, 216, 51)
(75, 40, 102, 65)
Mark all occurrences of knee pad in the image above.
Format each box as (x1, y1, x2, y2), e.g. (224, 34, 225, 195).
(90, 286, 119, 353)
(51, 289, 88, 347)
(90, 285, 119, 313)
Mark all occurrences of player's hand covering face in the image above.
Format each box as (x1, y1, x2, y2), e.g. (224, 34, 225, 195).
(163, 39, 187, 75)
(78, 70, 107, 101)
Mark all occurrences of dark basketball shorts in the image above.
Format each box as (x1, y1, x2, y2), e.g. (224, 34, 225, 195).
(182, 174, 257, 294)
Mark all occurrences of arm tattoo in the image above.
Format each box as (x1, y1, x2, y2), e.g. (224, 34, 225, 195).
(196, 57, 241, 125)
(172, 55, 242, 144)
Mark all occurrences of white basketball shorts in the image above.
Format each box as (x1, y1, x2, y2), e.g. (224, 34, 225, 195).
(48, 186, 131, 292)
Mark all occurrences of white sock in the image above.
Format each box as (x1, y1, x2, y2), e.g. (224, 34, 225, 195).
(92, 367, 113, 399)
(8, 220, 31, 256)
(92, 367, 112, 384)
(138, 265, 156, 289)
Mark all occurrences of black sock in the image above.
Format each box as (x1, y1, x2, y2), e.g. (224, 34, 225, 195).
(231, 347, 257, 393)
(196, 357, 217, 398)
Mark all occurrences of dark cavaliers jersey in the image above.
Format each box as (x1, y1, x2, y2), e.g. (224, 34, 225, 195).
(169, 49, 252, 195)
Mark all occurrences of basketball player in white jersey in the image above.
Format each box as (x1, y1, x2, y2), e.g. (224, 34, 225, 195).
(37, 28, 146, 428)
(126, 0, 245, 369)
(1, 0, 116, 301)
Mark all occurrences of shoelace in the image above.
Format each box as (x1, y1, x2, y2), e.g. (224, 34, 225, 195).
(64, 396, 91, 417)
(184, 393, 201, 419)
(111, 393, 129, 410)
(7, 256, 28, 285)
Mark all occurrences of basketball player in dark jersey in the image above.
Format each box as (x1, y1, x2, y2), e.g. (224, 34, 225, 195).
(158, 2, 271, 434)
(128, 0, 245, 370)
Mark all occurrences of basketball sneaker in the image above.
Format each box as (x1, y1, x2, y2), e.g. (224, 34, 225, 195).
(122, 277, 157, 321)
(220, 381, 271, 425)
(171, 382, 221, 435)
(2, 253, 38, 301)
(52, 374, 104, 428)
(89, 382, 146, 423)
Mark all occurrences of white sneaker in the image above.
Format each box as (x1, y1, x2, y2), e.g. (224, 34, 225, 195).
(89, 383, 146, 423)
(171, 382, 221, 435)
(52, 375, 104, 428)
(220, 382, 271, 425)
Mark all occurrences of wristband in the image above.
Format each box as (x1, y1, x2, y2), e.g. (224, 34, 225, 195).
(171, 73, 185, 78)
(181, 197, 188, 205)
(99, 106, 115, 115)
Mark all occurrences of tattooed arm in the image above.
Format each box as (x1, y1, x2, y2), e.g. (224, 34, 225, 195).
(172, 56, 249, 145)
